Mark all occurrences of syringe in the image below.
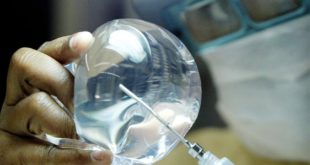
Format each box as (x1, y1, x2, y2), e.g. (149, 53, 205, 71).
(119, 84, 234, 165)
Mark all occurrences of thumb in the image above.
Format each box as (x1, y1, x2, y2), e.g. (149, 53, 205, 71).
(38, 31, 94, 64)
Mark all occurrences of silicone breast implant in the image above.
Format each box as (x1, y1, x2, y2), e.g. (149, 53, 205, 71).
(73, 19, 201, 164)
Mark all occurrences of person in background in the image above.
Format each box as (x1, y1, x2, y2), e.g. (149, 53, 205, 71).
(132, 1, 310, 165)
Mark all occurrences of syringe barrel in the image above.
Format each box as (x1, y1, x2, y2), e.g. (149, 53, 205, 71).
(198, 151, 234, 165)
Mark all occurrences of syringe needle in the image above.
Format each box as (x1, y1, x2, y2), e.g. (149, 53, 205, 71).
(119, 84, 234, 165)
(119, 84, 190, 148)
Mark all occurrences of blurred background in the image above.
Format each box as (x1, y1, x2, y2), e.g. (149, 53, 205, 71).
(1, 0, 309, 164)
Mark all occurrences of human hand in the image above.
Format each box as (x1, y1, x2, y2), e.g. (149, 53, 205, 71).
(0, 32, 112, 165)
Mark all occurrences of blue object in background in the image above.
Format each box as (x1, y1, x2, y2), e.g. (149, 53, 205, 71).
(132, 0, 310, 53)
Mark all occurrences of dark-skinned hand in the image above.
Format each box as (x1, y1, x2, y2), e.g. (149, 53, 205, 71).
(0, 32, 112, 165)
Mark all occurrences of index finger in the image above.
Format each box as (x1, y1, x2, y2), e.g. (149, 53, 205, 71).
(38, 31, 94, 64)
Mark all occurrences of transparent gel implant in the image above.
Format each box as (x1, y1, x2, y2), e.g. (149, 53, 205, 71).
(73, 19, 202, 165)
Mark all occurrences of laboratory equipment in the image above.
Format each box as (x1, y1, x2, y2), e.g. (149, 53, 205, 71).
(73, 19, 201, 164)
(119, 84, 234, 165)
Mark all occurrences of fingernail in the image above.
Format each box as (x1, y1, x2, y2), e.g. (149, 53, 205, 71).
(69, 31, 94, 53)
(91, 150, 107, 162)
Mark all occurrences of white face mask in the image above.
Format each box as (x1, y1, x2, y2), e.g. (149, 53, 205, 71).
(201, 15, 310, 162)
